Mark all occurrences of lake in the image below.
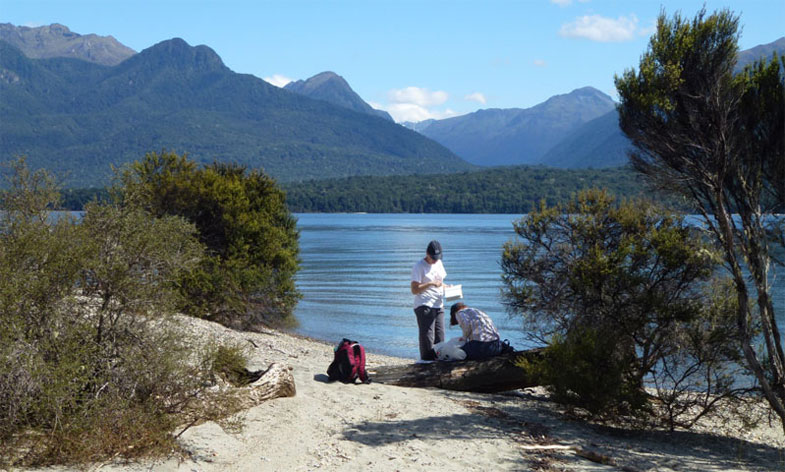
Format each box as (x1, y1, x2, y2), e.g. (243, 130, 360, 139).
(292, 213, 785, 360)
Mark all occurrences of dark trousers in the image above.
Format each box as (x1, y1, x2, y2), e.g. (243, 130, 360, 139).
(462, 339, 502, 361)
(414, 305, 444, 360)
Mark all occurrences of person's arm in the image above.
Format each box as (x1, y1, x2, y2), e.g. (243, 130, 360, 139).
(410, 279, 442, 295)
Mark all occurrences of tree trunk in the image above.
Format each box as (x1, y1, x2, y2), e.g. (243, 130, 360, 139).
(368, 349, 544, 393)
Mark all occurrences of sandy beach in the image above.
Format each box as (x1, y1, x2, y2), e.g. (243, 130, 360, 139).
(64, 315, 785, 472)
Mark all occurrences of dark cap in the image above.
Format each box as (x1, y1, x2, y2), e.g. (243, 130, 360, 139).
(426, 240, 442, 261)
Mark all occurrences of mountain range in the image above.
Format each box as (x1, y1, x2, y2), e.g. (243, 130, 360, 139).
(408, 36, 785, 169)
(406, 86, 616, 167)
(0, 32, 469, 187)
(0, 22, 781, 187)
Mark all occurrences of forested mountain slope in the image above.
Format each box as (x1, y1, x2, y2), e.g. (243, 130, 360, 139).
(0, 38, 471, 186)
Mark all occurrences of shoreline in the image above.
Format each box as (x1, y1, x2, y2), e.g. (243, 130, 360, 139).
(35, 314, 785, 471)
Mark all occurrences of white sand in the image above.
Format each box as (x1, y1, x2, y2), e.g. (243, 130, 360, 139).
(77, 316, 785, 471)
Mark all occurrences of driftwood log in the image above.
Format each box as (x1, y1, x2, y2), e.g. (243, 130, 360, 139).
(231, 363, 296, 409)
(368, 349, 544, 393)
(176, 363, 296, 438)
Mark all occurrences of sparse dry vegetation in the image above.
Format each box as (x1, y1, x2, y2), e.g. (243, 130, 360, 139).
(0, 158, 253, 467)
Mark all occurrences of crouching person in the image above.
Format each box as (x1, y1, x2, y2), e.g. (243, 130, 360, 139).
(449, 302, 502, 360)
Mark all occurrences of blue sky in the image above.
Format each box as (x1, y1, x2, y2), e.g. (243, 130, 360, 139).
(2, 0, 783, 122)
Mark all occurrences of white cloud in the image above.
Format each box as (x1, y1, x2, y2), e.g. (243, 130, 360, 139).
(383, 103, 459, 123)
(559, 14, 639, 42)
(550, 0, 589, 6)
(378, 86, 463, 123)
(263, 74, 293, 87)
(533, 59, 547, 67)
(464, 92, 487, 104)
(388, 87, 448, 107)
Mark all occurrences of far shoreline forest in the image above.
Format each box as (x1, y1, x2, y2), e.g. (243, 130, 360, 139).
(61, 165, 666, 214)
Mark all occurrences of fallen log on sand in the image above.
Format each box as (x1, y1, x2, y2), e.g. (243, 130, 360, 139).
(216, 363, 296, 411)
(242, 363, 297, 403)
(368, 349, 544, 393)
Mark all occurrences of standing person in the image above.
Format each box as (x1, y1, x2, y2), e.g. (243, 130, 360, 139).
(449, 302, 502, 360)
(411, 240, 446, 360)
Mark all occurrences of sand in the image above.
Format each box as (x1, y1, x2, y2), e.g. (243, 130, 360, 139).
(77, 315, 785, 471)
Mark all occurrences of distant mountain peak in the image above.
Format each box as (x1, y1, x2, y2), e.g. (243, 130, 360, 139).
(571, 85, 603, 93)
(0, 22, 135, 66)
(285, 71, 393, 121)
(308, 71, 342, 81)
(546, 86, 615, 104)
(568, 86, 613, 99)
(286, 71, 351, 93)
(128, 38, 227, 72)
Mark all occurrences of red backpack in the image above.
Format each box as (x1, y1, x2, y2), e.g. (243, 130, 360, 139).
(327, 338, 370, 384)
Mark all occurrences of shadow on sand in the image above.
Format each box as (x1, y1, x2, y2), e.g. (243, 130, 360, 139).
(341, 391, 784, 471)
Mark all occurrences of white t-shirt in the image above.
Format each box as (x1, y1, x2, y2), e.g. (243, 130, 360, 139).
(411, 258, 446, 309)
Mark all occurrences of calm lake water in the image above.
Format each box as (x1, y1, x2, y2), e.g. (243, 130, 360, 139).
(292, 213, 785, 360)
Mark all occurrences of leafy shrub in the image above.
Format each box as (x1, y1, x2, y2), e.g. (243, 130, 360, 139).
(0, 159, 250, 467)
(120, 151, 301, 329)
(204, 341, 252, 386)
(503, 189, 750, 426)
(536, 328, 648, 418)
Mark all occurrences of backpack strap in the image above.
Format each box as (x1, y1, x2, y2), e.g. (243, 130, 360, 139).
(353, 343, 370, 384)
(342, 341, 358, 381)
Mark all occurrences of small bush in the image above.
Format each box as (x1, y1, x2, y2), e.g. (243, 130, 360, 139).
(502, 189, 750, 427)
(120, 151, 301, 329)
(204, 341, 252, 386)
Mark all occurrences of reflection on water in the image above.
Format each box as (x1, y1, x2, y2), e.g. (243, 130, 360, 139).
(292, 213, 785, 360)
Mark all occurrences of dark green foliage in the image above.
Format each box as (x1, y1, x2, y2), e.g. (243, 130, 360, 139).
(502, 190, 747, 425)
(538, 328, 647, 417)
(121, 151, 301, 328)
(60, 187, 110, 210)
(205, 342, 252, 386)
(0, 158, 247, 466)
(615, 7, 785, 430)
(47, 166, 654, 214)
(0, 39, 470, 187)
(284, 165, 654, 213)
(735, 55, 785, 212)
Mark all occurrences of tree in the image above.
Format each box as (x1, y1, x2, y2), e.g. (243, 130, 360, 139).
(120, 151, 301, 329)
(615, 8, 785, 430)
(500, 190, 748, 426)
